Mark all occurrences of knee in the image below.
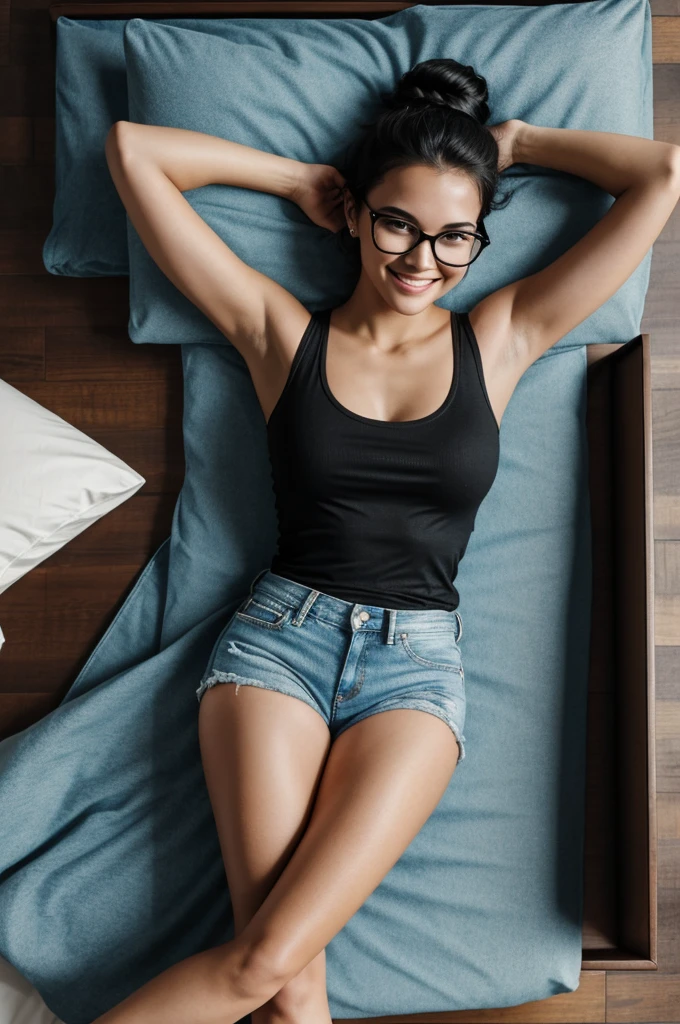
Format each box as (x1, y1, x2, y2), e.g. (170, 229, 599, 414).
(267, 960, 323, 1017)
(232, 936, 296, 1002)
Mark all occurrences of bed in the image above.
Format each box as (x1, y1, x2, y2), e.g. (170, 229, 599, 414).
(0, 1, 657, 1021)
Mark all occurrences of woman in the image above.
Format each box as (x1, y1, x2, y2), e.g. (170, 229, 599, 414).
(99, 59, 679, 1024)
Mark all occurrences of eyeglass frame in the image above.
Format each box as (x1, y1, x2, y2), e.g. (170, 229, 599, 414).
(362, 199, 491, 268)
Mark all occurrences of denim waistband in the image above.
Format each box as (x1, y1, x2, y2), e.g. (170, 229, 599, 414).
(246, 568, 463, 645)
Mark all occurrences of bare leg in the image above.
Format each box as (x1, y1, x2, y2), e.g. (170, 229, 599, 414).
(92, 707, 460, 1023)
(198, 683, 334, 1024)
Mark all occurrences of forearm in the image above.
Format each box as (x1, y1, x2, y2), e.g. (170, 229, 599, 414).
(107, 121, 304, 199)
(514, 122, 679, 198)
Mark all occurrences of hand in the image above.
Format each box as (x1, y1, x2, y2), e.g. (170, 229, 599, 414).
(487, 119, 526, 173)
(292, 162, 347, 233)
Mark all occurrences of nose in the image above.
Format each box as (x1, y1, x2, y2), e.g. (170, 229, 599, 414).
(404, 238, 440, 271)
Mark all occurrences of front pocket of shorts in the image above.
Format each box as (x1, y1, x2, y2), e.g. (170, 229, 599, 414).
(236, 595, 291, 630)
(399, 631, 464, 675)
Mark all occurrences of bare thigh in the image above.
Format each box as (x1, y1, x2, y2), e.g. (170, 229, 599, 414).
(198, 683, 332, 1015)
(236, 707, 460, 982)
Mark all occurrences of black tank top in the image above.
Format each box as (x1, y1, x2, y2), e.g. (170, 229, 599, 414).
(266, 306, 500, 611)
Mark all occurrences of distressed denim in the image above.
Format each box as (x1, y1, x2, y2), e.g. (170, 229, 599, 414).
(196, 568, 467, 762)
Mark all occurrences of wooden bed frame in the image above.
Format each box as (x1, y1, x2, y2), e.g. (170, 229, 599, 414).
(46, 0, 664, 997)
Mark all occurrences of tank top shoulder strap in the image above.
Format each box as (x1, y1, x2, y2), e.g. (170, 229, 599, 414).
(289, 308, 322, 376)
(457, 309, 499, 432)
(266, 308, 326, 429)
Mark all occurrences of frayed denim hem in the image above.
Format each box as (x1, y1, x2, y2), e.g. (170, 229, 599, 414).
(195, 669, 324, 721)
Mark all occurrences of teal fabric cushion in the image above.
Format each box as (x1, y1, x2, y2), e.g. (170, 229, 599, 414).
(123, 0, 652, 348)
(43, 17, 131, 277)
(0, 339, 591, 1021)
(42, 15, 234, 277)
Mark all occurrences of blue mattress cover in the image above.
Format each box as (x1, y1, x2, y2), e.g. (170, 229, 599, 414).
(0, 338, 592, 1022)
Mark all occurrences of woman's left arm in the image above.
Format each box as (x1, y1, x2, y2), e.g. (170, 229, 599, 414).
(495, 123, 680, 365)
(514, 121, 678, 198)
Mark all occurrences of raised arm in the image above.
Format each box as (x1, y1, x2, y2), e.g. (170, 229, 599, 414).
(477, 122, 680, 370)
(104, 122, 313, 359)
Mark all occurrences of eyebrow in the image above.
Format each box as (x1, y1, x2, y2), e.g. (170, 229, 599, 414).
(377, 206, 477, 231)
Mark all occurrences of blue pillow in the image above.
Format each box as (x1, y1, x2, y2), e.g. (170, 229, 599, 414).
(41, 15, 250, 277)
(43, 17, 131, 277)
(122, 0, 652, 348)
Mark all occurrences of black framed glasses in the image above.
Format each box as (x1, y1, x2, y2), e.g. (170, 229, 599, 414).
(363, 199, 490, 267)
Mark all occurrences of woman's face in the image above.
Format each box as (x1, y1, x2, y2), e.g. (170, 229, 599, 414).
(344, 163, 483, 313)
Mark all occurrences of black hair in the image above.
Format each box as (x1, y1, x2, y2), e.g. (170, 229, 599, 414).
(337, 58, 517, 255)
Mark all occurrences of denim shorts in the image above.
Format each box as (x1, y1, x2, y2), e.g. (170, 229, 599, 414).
(196, 568, 467, 763)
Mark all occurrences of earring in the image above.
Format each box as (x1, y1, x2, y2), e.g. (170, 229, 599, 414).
(350, 228, 355, 236)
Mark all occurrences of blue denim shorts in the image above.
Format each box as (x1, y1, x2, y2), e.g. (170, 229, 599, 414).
(196, 568, 467, 763)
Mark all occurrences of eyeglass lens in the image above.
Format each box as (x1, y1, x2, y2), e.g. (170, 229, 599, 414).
(374, 216, 482, 266)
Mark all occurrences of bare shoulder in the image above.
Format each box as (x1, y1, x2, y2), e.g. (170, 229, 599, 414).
(245, 283, 314, 425)
(466, 283, 535, 431)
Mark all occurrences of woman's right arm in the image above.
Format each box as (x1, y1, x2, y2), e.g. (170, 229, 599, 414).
(104, 121, 311, 359)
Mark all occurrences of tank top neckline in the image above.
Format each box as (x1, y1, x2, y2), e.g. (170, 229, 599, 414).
(318, 307, 460, 428)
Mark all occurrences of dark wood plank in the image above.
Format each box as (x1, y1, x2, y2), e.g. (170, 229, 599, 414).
(0, 163, 55, 224)
(583, 692, 619, 951)
(653, 15, 680, 63)
(652, 1, 680, 16)
(0, 61, 53, 115)
(657, 701, 680, 792)
(606, 972, 680, 1021)
(10, 0, 53, 64)
(11, 378, 182, 428)
(0, 273, 129, 324)
(32, 113, 54, 161)
(0, 0, 9, 65)
(657, 795, 680, 974)
(44, 326, 183, 382)
(0, 226, 52, 272)
(0, 115, 31, 159)
(656, 649, 680, 699)
(0, 324, 44, 378)
(652, 391, 680, 498)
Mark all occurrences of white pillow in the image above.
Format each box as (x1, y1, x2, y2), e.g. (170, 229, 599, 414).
(0, 954, 63, 1024)
(0, 378, 145, 595)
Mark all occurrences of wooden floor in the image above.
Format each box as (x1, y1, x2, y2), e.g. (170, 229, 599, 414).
(0, 0, 679, 1021)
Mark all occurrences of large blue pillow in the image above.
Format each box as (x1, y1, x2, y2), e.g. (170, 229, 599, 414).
(121, 0, 652, 349)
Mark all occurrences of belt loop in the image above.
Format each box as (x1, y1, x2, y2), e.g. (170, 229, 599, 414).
(249, 567, 269, 594)
(455, 610, 463, 643)
(386, 609, 398, 645)
(292, 589, 319, 627)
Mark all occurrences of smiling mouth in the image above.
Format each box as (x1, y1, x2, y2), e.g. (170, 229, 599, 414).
(388, 268, 440, 285)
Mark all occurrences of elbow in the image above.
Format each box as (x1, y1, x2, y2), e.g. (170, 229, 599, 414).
(668, 145, 680, 188)
(105, 121, 133, 162)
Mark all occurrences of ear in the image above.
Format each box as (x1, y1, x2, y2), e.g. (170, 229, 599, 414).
(343, 189, 358, 234)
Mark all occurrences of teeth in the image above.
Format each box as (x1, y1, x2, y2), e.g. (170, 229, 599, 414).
(394, 272, 433, 284)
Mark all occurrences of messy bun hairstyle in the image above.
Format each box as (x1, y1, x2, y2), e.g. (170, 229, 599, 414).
(338, 58, 516, 254)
